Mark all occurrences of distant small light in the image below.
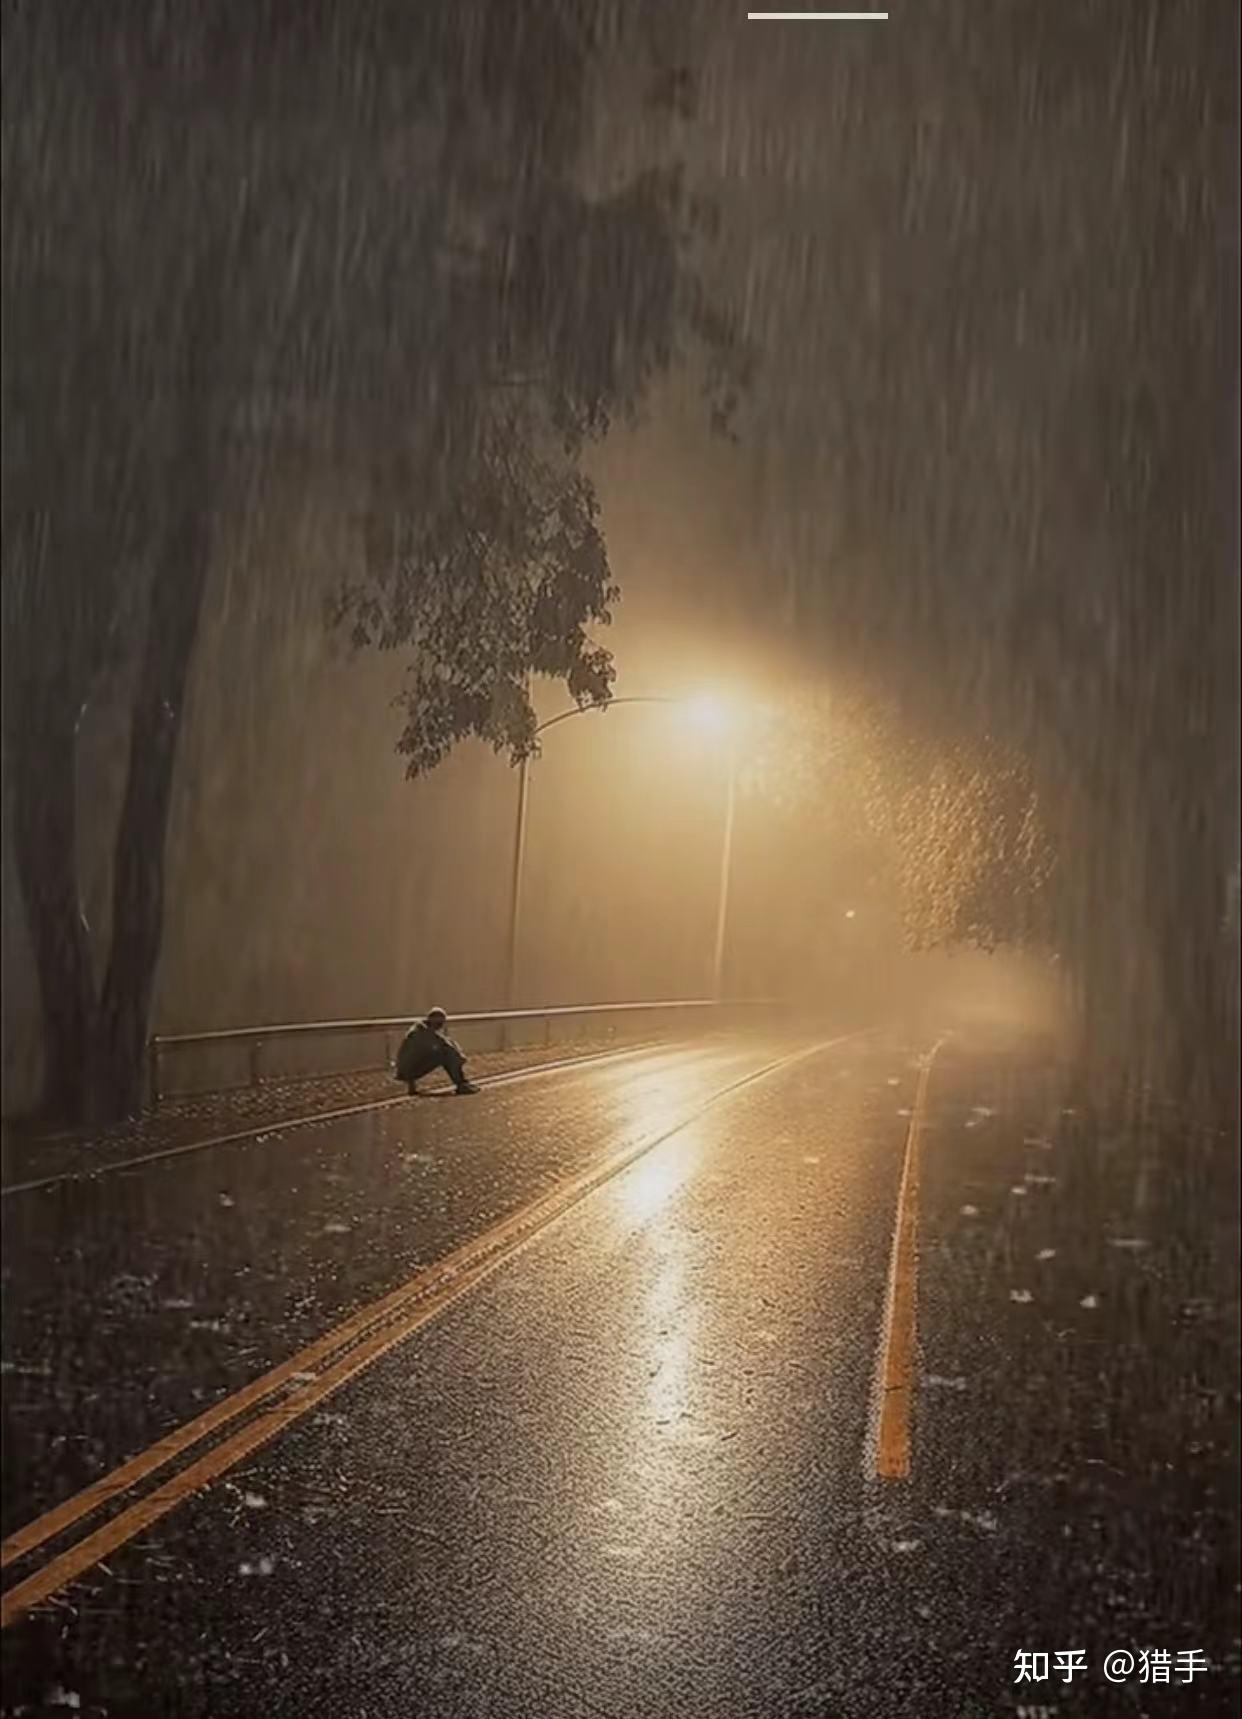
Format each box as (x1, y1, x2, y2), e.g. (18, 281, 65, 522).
(844, 909, 856, 919)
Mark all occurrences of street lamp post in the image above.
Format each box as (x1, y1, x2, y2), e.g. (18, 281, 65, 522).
(711, 744, 737, 1000)
(504, 695, 737, 1011)
(503, 750, 533, 1014)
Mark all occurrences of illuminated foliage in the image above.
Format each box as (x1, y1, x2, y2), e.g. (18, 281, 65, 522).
(747, 690, 1057, 957)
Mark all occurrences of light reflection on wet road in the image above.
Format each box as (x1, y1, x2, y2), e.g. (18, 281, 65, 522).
(0, 1035, 853, 1528)
(2, 1029, 1237, 1717)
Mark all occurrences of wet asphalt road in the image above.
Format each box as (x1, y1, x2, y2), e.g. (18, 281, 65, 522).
(2, 1036, 811, 1526)
(2, 1029, 1238, 1717)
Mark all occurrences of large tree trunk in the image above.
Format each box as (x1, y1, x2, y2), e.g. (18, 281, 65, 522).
(7, 691, 97, 1124)
(2, 525, 99, 1126)
(1146, 832, 1237, 1124)
(91, 536, 211, 1121)
(89, 284, 220, 1123)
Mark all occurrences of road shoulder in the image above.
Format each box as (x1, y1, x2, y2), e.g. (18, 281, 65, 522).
(911, 1042, 1240, 1711)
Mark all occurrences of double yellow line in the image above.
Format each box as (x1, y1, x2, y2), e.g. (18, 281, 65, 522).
(2, 1037, 847, 1628)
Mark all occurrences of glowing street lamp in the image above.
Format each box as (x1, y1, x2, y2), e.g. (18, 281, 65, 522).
(684, 693, 734, 738)
(504, 694, 741, 1009)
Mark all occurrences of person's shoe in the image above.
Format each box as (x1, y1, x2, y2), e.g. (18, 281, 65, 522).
(455, 1081, 481, 1095)
(405, 1082, 420, 1096)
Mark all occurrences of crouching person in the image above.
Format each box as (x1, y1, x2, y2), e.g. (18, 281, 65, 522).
(396, 1008, 480, 1096)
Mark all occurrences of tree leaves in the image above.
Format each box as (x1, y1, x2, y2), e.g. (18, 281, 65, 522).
(747, 689, 1057, 958)
(333, 413, 618, 775)
(317, 20, 749, 773)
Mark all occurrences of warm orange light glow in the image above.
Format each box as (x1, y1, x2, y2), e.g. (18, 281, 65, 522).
(683, 693, 734, 738)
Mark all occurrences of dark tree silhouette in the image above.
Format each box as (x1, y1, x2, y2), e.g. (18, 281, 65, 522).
(1, 0, 747, 1122)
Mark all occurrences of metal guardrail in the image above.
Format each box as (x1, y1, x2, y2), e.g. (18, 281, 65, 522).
(147, 999, 766, 1104)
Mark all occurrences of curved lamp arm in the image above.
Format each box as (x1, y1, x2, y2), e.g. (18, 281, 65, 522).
(533, 695, 678, 739)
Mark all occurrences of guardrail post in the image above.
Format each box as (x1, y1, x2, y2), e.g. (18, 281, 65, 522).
(249, 1038, 263, 1089)
(146, 1041, 160, 1111)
